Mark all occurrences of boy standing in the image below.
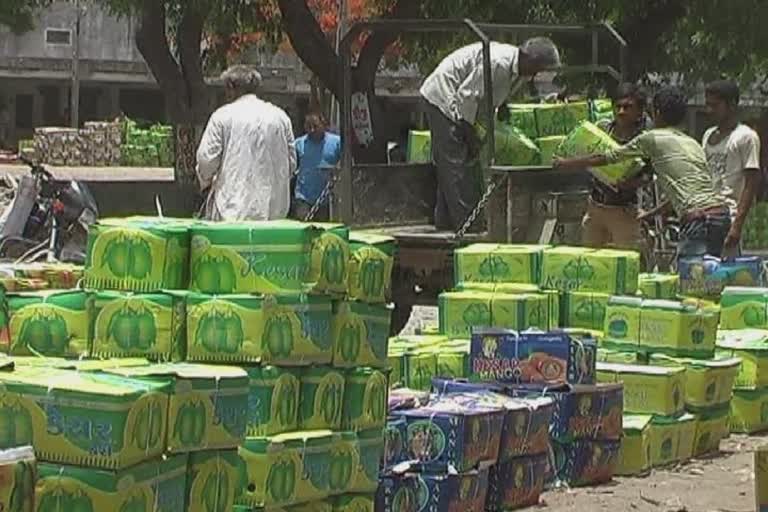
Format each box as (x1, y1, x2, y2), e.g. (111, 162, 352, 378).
(703, 80, 761, 254)
(555, 86, 730, 258)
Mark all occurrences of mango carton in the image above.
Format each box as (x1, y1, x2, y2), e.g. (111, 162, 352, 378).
(617, 414, 652, 476)
(350, 428, 383, 494)
(478, 123, 541, 166)
(395, 395, 505, 472)
(541, 247, 639, 295)
(332, 301, 391, 369)
(36, 454, 188, 512)
(678, 256, 763, 298)
(453, 244, 547, 288)
(470, 329, 597, 386)
(491, 292, 552, 332)
(0, 446, 35, 512)
(716, 329, 768, 389)
(91, 290, 187, 361)
(533, 102, 589, 137)
(602, 296, 642, 351)
(438, 291, 492, 339)
(552, 439, 620, 487)
(347, 232, 395, 304)
(105, 363, 248, 453)
(6, 290, 90, 358)
(188, 221, 321, 295)
(378, 466, 490, 512)
(306, 222, 351, 296)
(0, 369, 170, 469)
(720, 287, 768, 329)
(693, 407, 729, 456)
(186, 293, 333, 365)
(84, 218, 191, 292)
(649, 413, 696, 467)
(560, 291, 610, 331)
(439, 391, 553, 461)
(597, 362, 686, 416)
(244, 366, 301, 437)
(596, 348, 640, 364)
(506, 383, 623, 443)
(508, 104, 539, 139)
(435, 339, 471, 380)
(639, 273, 679, 300)
(402, 348, 437, 391)
(342, 368, 388, 432)
(730, 388, 768, 434)
(299, 367, 345, 431)
(487, 454, 547, 511)
(756, 445, 768, 512)
(237, 431, 356, 508)
(406, 130, 431, 163)
(13, 357, 148, 372)
(383, 417, 407, 471)
(555, 121, 644, 187)
(649, 354, 740, 411)
(589, 99, 614, 123)
(186, 450, 240, 512)
(332, 494, 374, 512)
(638, 300, 719, 358)
(537, 136, 567, 166)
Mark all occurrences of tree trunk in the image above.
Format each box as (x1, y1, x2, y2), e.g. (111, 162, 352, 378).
(134, 0, 211, 183)
(277, 0, 419, 163)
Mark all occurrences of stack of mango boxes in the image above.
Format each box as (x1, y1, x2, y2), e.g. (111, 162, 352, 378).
(380, 326, 623, 511)
(719, 287, 768, 435)
(407, 98, 613, 166)
(598, 275, 741, 474)
(0, 216, 396, 512)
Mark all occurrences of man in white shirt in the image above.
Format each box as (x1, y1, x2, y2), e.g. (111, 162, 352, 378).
(197, 65, 296, 221)
(703, 80, 762, 254)
(420, 38, 561, 231)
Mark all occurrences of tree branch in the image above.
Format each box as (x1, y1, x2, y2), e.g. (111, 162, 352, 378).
(276, 0, 342, 97)
(178, 1, 211, 122)
(135, 0, 188, 121)
(354, 0, 420, 87)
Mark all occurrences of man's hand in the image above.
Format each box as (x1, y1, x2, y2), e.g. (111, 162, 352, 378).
(497, 104, 511, 123)
(462, 121, 482, 158)
(724, 223, 742, 249)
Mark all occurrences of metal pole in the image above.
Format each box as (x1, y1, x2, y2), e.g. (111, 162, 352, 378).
(70, 0, 81, 128)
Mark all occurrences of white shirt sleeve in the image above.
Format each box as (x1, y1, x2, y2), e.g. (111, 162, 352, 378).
(283, 114, 297, 179)
(738, 130, 761, 171)
(455, 66, 485, 125)
(196, 111, 224, 190)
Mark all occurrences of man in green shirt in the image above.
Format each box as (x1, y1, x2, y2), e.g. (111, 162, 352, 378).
(555, 86, 730, 258)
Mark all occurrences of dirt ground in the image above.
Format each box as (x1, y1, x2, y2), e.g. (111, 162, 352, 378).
(402, 307, 764, 512)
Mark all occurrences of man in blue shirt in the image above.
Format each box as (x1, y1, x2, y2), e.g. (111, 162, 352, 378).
(292, 113, 342, 221)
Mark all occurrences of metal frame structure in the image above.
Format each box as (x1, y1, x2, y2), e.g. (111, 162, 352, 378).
(337, 19, 628, 229)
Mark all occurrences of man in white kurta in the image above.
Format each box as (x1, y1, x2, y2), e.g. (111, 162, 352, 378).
(197, 65, 296, 221)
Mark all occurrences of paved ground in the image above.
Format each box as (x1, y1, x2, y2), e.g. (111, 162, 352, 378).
(402, 307, 763, 512)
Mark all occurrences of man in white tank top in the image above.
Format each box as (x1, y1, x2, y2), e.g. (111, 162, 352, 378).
(703, 80, 761, 254)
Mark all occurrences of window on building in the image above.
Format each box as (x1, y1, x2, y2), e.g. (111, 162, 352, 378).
(45, 29, 72, 46)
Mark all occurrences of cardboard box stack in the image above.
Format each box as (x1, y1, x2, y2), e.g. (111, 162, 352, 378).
(0, 216, 396, 511)
(406, 98, 613, 167)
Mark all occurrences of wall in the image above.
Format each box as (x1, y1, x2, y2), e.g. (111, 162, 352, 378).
(0, 1, 143, 63)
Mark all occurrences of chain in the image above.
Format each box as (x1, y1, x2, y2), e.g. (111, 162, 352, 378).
(455, 175, 503, 239)
(303, 172, 337, 222)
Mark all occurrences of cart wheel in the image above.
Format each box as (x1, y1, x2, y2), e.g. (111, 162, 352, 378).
(390, 303, 414, 337)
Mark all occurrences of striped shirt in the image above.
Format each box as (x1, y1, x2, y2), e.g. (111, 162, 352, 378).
(604, 128, 725, 216)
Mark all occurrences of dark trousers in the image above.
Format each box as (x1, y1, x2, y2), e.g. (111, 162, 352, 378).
(290, 198, 329, 222)
(423, 101, 483, 231)
(678, 212, 731, 259)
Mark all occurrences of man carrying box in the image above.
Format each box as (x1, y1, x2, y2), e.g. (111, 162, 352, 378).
(703, 80, 762, 255)
(582, 83, 653, 250)
(555, 86, 730, 258)
(420, 38, 561, 231)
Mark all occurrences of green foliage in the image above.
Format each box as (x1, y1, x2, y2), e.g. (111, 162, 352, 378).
(0, 0, 51, 33)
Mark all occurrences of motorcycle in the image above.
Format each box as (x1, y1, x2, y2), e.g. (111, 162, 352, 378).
(0, 158, 99, 264)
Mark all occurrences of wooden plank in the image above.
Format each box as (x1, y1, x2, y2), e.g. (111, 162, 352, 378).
(0, 164, 176, 183)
